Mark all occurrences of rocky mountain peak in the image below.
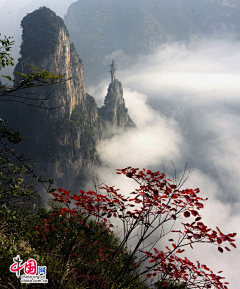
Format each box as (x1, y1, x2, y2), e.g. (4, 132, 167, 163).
(16, 6, 85, 118)
(2, 8, 136, 191)
(99, 60, 135, 129)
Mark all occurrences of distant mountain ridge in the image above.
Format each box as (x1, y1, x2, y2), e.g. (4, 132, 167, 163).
(64, 0, 240, 85)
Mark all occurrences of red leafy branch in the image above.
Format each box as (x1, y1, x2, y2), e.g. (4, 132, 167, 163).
(46, 167, 236, 289)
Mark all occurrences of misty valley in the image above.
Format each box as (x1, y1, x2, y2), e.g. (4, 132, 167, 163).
(0, 1, 240, 288)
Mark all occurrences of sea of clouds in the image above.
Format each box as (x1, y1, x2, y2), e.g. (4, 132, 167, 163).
(88, 38, 240, 288)
(1, 0, 239, 284)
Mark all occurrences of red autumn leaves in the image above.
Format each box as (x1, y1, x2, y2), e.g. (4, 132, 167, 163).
(47, 167, 236, 289)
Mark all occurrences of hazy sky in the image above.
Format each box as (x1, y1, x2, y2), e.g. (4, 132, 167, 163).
(88, 38, 240, 288)
(0, 0, 77, 80)
(1, 0, 239, 287)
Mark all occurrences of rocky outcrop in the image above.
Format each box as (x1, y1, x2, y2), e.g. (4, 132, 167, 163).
(99, 80, 135, 129)
(8, 7, 97, 190)
(16, 7, 85, 118)
(1, 7, 135, 191)
(99, 60, 135, 131)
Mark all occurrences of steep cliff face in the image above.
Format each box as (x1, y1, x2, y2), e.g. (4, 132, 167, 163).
(2, 7, 135, 191)
(7, 7, 100, 189)
(17, 7, 85, 118)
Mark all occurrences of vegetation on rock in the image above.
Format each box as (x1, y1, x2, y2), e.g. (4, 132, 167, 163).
(21, 7, 68, 63)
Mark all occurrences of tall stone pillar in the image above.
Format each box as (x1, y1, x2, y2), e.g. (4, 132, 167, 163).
(109, 60, 117, 83)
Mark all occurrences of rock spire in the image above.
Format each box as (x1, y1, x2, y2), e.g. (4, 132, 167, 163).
(109, 60, 117, 83)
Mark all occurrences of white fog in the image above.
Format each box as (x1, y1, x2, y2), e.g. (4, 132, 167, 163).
(1, 1, 239, 288)
(89, 39, 240, 288)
